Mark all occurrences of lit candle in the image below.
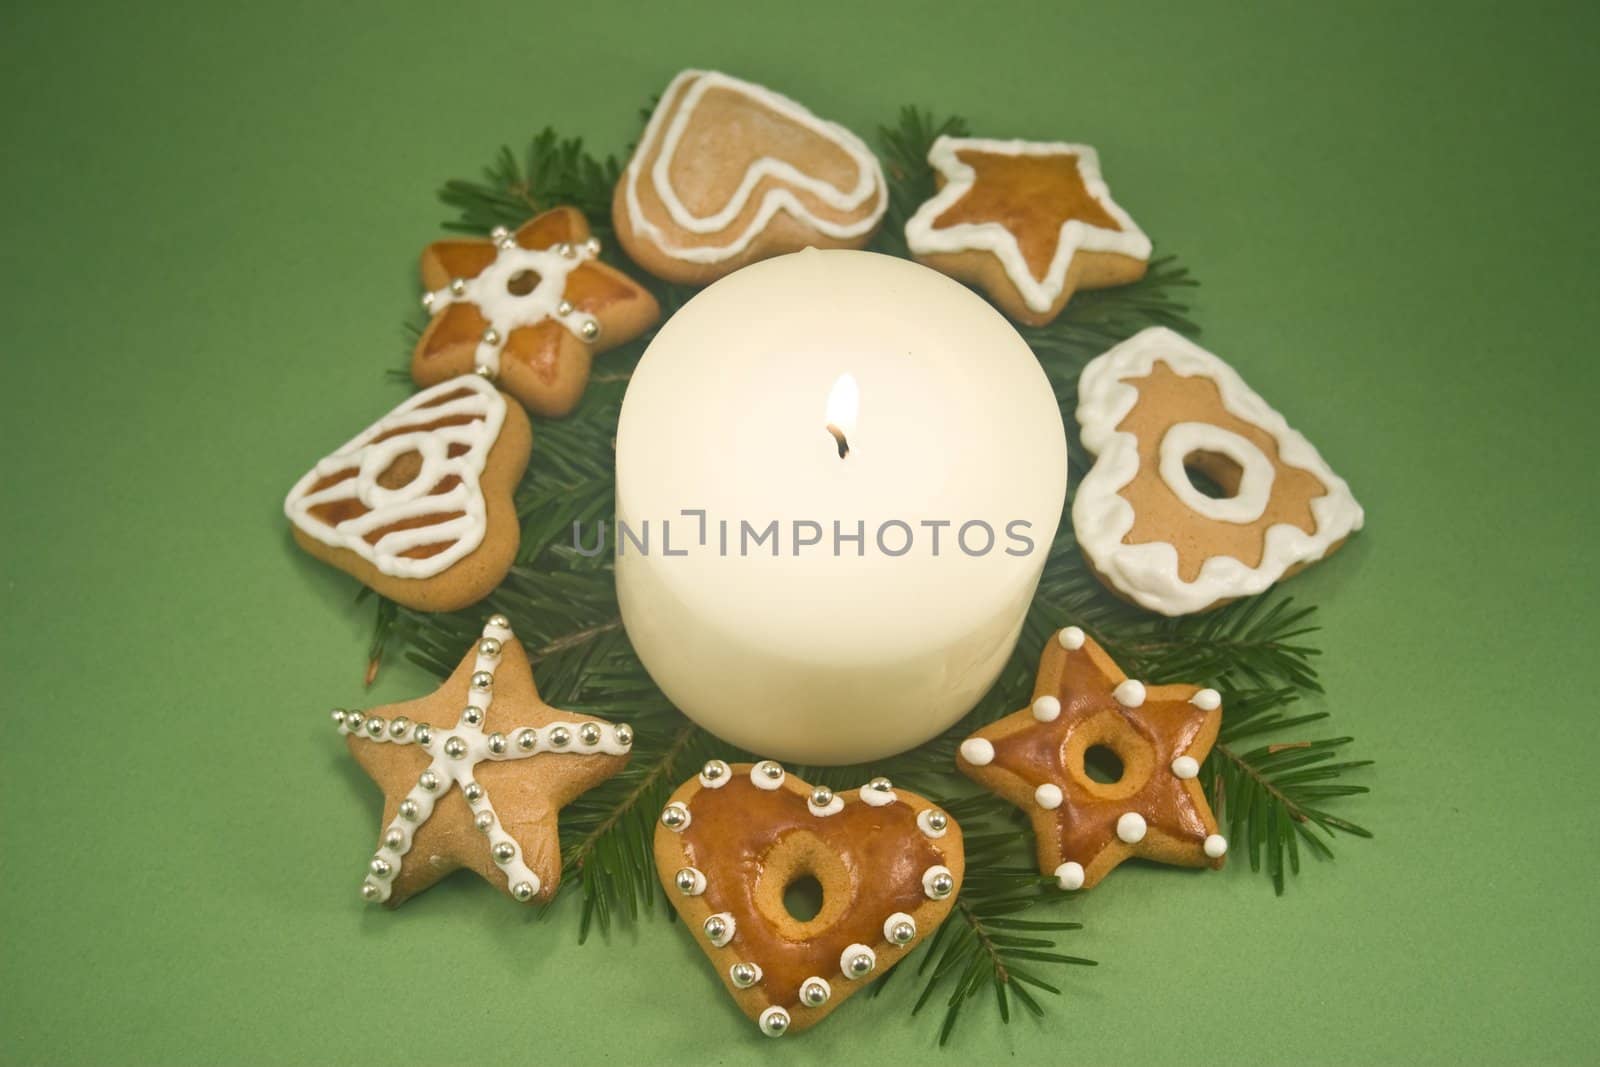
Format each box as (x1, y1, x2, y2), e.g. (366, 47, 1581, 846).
(614, 250, 1067, 764)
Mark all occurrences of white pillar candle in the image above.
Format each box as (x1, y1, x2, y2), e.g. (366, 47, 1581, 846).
(614, 250, 1067, 764)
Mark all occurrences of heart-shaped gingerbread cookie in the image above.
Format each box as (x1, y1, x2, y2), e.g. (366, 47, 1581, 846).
(654, 761, 964, 1037)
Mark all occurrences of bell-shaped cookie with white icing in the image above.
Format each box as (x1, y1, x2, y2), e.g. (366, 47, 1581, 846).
(1072, 328, 1363, 615)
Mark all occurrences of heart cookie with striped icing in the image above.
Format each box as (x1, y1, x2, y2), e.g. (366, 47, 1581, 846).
(614, 69, 887, 286)
(654, 762, 963, 1036)
(283, 374, 530, 611)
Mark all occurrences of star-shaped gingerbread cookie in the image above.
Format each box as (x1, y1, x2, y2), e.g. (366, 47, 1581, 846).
(412, 206, 660, 418)
(905, 136, 1152, 326)
(956, 625, 1227, 890)
(329, 614, 632, 907)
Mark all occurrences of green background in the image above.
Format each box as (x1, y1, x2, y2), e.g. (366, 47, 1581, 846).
(3, 1, 1596, 1063)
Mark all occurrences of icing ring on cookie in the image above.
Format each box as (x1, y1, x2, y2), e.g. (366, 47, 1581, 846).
(1073, 327, 1364, 615)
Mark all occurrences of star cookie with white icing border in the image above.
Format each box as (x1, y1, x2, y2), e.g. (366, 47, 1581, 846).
(905, 136, 1151, 326)
(1073, 327, 1364, 616)
(413, 206, 659, 418)
(613, 69, 888, 286)
(329, 616, 632, 907)
(654, 762, 963, 1036)
(956, 627, 1226, 891)
(284, 374, 531, 612)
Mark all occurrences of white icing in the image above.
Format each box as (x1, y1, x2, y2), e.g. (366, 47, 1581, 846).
(860, 782, 897, 807)
(1171, 756, 1200, 779)
(1032, 695, 1062, 722)
(1204, 834, 1229, 859)
(1073, 327, 1365, 616)
(751, 761, 786, 790)
(343, 618, 632, 903)
(704, 912, 736, 947)
(905, 137, 1152, 314)
(883, 912, 917, 942)
(840, 943, 876, 979)
(1054, 861, 1085, 891)
(922, 865, 955, 899)
(1191, 688, 1222, 711)
(1116, 812, 1147, 844)
(623, 70, 887, 265)
(1157, 422, 1275, 524)
(285, 376, 507, 580)
(698, 759, 731, 788)
(423, 232, 601, 376)
(807, 791, 845, 817)
(1113, 680, 1146, 708)
(916, 808, 948, 838)
(1057, 626, 1086, 650)
(959, 737, 995, 766)
(1035, 783, 1064, 810)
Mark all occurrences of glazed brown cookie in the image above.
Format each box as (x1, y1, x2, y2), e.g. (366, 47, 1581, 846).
(956, 626, 1226, 891)
(283, 374, 530, 612)
(413, 206, 659, 418)
(613, 69, 887, 286)
(329, 615, 633, 907)
(905, 136, 1151, 326)
(1073, 328, 1365, 615)
(654, 762, 963, 1036)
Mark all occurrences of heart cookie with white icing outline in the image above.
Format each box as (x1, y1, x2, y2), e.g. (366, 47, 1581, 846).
(614, 69, 887, 286)
(654, 761, 963, 1037)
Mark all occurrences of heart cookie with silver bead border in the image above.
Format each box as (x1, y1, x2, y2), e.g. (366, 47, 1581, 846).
(329, 614, 633, 907)
(654, 761, 964, 1037)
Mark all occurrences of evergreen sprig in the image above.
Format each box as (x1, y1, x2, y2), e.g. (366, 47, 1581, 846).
(360, 106, 1372, 1041)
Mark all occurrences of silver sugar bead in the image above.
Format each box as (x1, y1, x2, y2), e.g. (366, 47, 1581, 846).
(360, 883, 381, 902)
(487, 614, 510, 629)
(474, 364, 496, 380)
(757, 760, 784, 780)
(811, 787, 834, 807)
(614, 724, 633, 746)
(449, 277, 466, 296)
(579, 723, 602, 746)
(398, 799, 419, 821)
(488, 732, 507, 755)
(800, 978, 830, 1007)
(516, 729, 538, 752)
(493, 842, 515, 864)
(702, 761, 726, 782)
(412, 723, 432, 746)
(420, 291, 435, 310)
(660, 804, 689, 830)
(557, 299, 574, 316)
(730, 963, 760, 988)
(868, 776, 893, 792)
(703, 915, 727, 941)
(889, 921, 916, 945)
(674, 868, 699, 894)
(470, 672, 493, 690)
(464, 782, 484, 802)
(365, 716, 386, 737)
(497, 236, 515, 251)
(583, 236, 601, 256)
(330, 709, 347, 727)
(388, 717, 411, 738)
(490, 225, 510, 241)
(926, 810, 948, 832)
(548, 726, 571, 748)
(929, 872, 955, 898)
(418, 771, 439, 792)
(344, 711, 364, 730)
(846, 952, 874, 978)
(443, 737, 467, 759)
(370, 858, 391, 878)
(478, 638, 502, 657)
(481, 327, 500, 345)
(759, 1008, 789, 1038)
(579, 319, 600, 342)
(462, 705, 484, 726)
(384, 829, 405, 849)
(557, 241, 576, 258)
(511, 881, 535, 902)
(474, 811, 495, 833)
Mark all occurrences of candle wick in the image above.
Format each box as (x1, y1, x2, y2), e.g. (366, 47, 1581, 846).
(825, 423, 850, 459)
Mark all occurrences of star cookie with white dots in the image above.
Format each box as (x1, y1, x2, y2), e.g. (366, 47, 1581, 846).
(956, 625, 1226, 891)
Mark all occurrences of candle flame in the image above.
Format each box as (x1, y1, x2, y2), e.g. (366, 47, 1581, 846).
(825, 373, 859, 433)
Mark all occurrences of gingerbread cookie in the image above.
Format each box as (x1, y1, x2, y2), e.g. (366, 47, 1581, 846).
(654, 762, 963, 1037)
(330, 615, 633, 907)
(413, 206, 659, 418)
(283, 374, 530, 612)
(1073, 327, 1364, 615)
(905, 136, 1151, 326)
(957, 626, 1226, 891)
(613, 70, 887, 286)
